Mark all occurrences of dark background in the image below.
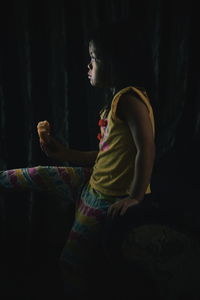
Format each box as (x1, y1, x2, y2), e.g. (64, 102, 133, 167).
(0, 0, 200, 299)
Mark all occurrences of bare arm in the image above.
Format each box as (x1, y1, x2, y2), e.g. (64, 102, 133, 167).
(108, 94, 155, 217)
(54, 147, 98, 167)
(121, 94, 155, 201)
(41, 136, 98, 167)
(37, 121, 98, 167)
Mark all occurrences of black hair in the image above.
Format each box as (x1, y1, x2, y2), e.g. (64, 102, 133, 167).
(87, 20, 155, 116)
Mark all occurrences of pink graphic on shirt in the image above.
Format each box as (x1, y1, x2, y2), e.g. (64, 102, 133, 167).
(98, 118, 109, 152)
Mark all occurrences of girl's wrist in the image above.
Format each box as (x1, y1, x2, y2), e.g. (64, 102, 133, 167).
(128, 194, 144, 202)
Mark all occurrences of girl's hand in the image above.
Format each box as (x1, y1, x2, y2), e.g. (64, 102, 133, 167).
(37, 120, 50, 143)
(107, 197, 140, 218)
(37, 121, 67, 161)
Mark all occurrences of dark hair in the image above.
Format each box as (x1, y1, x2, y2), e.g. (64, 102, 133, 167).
(87, 20, 155, 115)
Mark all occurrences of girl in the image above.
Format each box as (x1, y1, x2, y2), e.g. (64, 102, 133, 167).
(0, 21, 155, 297)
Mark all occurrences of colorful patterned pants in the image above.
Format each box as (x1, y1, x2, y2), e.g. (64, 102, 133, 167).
(0, 166, 112, 276)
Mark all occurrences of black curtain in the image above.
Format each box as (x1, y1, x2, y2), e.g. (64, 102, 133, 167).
(0, 0, 200, 298)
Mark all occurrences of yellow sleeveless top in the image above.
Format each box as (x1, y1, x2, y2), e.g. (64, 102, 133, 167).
(89, 86, 155, 197)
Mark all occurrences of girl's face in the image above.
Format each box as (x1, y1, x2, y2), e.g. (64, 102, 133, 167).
(88, 41, 112, 88)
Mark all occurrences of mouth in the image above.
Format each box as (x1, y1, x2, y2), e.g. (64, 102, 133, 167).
(88, 73, 92, 78)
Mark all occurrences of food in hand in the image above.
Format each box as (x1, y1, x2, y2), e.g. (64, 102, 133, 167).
(37, 120, 50, 143)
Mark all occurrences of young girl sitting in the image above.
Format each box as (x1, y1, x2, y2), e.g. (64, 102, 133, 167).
(0, 21, 155, 297)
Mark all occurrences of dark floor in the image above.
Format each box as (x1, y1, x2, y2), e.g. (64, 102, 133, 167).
(0, 250, 160, 300)
(0, 260, 65, 300)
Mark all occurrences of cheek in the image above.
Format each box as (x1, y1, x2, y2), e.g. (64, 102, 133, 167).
(95, 71, 106, 87)
(95, 65, 106, 81)
(90, 62, 110, 87)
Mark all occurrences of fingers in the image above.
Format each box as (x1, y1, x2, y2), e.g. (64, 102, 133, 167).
(40, 136, 57, 155)
(39, 131, 50, 144)
(107, 200, 126, 218)
(37, 121, 62, 159)
(107, 198, 140, 218)
(37, 120, 50, 132)
(119, 202, 129, 216)
(37, 120, 50, 143)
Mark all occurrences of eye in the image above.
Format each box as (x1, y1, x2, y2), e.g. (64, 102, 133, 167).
(91, 56, 97, 62)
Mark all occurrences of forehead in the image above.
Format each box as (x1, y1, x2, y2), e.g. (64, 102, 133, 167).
(89, 41, 96, 54)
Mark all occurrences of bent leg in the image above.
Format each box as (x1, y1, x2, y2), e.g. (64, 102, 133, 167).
(60, 183, 110, 296)
(0, 166, 91, 202)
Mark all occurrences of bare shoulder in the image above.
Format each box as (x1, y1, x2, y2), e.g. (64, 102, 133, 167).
(117, 91, 149, 122)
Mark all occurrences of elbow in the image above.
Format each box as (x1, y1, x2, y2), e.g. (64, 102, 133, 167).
(136, 142, 156, 162)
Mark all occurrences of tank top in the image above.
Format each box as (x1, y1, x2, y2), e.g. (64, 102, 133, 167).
(89, 86, 155, 197)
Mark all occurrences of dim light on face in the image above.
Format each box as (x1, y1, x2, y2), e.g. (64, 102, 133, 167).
(88, 41, 113, 88)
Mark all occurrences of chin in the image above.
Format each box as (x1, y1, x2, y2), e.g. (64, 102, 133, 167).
(90, 80, 99, 87)
(89, 78, 104, 88)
